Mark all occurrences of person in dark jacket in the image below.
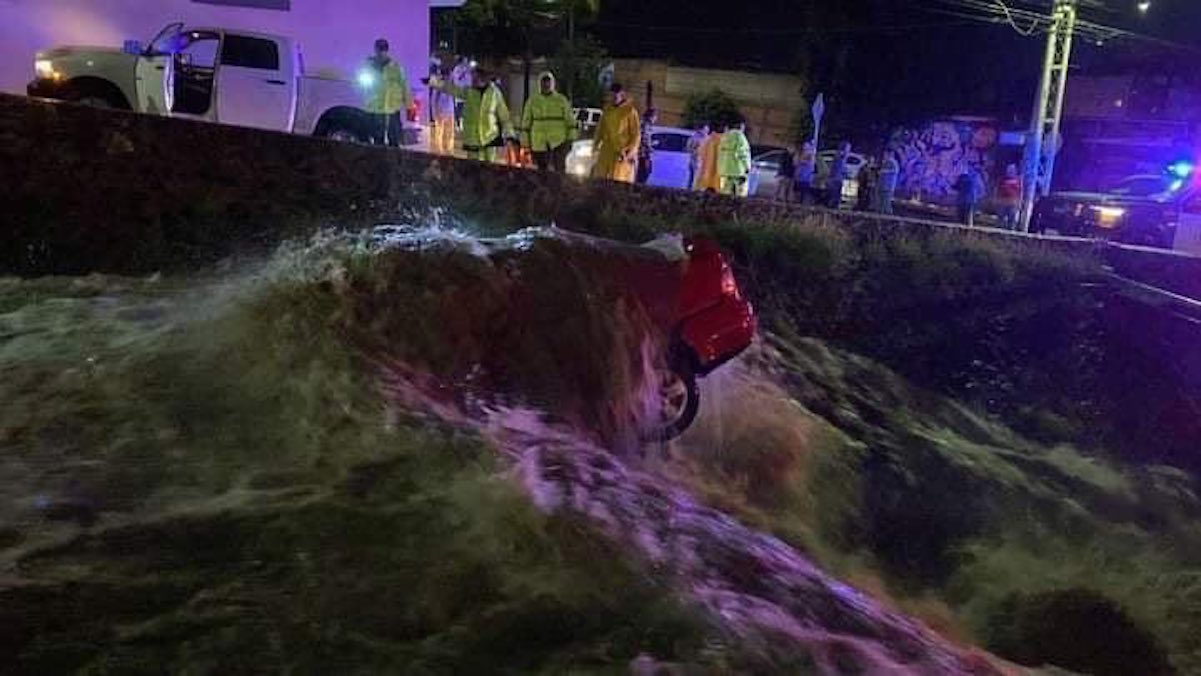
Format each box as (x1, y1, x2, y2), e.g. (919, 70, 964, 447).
(636, 108, 658, 185)
(877, 153, 900, 214)
(774, 146, 797, 202)
(825, 141, 852, 209)
(955, 167, 985, 226)
(794, 141, 817, 205)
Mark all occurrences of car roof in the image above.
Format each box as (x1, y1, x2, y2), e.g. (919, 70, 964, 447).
(652, 126, 694, 136)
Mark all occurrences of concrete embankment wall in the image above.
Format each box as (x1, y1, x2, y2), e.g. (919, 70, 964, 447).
(2, 92, 1093, 276)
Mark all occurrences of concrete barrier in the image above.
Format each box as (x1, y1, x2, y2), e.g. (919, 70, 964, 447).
(1, 92, 1096, 276)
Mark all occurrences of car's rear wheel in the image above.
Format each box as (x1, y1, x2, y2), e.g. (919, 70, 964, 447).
(643, 363, 700, 443)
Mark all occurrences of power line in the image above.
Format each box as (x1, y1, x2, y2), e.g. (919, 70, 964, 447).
(592, 19, 980, 37)
(993, 0, 1042, 35)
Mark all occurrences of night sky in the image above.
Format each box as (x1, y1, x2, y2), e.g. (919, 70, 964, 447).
(591, 0, 1201, 138)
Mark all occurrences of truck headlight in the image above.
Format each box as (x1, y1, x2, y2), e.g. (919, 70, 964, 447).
(35, 59, 58, 80)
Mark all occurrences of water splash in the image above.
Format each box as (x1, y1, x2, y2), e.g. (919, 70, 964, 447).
(376, 360, 1007, 674)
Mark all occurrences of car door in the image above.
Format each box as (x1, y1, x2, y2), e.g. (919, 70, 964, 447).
(215, 33, 297, 132)
(648, 131, 691, 189)
(134, 22, 181, 114)
(751, 150, 786, 197)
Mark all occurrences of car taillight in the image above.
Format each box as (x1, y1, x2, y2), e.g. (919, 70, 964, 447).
(721, 263, 741, 299)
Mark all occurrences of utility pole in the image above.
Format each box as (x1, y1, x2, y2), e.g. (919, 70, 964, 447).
(1021, 0, 1078, 232)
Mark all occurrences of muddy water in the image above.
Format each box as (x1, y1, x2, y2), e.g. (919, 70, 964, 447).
(1, 226, 1005, 673)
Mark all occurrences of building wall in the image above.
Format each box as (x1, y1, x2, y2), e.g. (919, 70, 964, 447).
(612, 59, 804, 147)
(0, 0, 443, 108)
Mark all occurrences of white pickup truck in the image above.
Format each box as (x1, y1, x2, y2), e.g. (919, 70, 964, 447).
(28, 22, 378, 142)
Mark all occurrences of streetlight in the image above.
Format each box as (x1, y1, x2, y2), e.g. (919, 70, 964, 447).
(1137, 1, 1151, 14)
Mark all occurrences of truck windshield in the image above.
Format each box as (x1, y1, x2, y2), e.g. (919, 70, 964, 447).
(145, 22, 185, 56)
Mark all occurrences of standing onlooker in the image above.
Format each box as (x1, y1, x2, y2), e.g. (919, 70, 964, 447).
(428, 64, 458, 155)
(826, 141, 852, 209)
(450, 56, 472, 131)
(794, 141, 817, 205)
(521, 71, 576, 173)
(362, 38, 411, 147)
(693, 124, 723, 193)
(774, 146, 797, 202)
(429, 68, 512, 163)
(686, 124, 710, 190)
(592, 84, 641, 184)
(955, 166, 985, 226)
(996, 163, 1022, 230)
(718, 120, 752, 197)
(877, 152, 900, 214)
(636, 108, 658, 185)
(856, 159, 878, 212)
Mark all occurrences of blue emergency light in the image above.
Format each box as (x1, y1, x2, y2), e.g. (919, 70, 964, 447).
(1168, 160, 1194, 180)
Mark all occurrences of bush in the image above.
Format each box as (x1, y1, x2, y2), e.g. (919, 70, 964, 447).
(983, 588, 1172, 675)
(682, 89, 743, 130)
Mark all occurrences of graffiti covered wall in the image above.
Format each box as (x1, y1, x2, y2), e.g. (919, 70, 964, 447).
(888, 118, 999, 205)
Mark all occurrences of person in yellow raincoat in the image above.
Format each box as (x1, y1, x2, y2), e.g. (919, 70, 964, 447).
(521, 71, 577, 172)
(362, 39, 411, 147)
(430, 68, 512, 162)
(718, 120, 752, 197)
(591, 84, 641, 183)
(693, 124, 723, 192)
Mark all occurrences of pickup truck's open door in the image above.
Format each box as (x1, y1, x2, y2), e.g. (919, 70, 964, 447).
(215, 33, 297, 132)
(134, 22, 181, 114)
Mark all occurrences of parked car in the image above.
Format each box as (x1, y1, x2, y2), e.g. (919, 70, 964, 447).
(750, 147, 866, 204)
(566, 126, 694, 189)
(573, 107, 602, 134)
(1031, 173, 1195, 249)
(748, 146, 789, 198)
(28, 22, 384, 142)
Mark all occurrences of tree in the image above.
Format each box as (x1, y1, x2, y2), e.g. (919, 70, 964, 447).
(682, 89, 742, 130)
(548, 34, 608, 108)
(443, 0, 604, 103)
(447, 0, 600, 59)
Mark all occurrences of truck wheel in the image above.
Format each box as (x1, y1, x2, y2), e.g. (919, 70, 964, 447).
(325, 125, 364, 143)
(73, 95, 112, 108)
(643, 363, 700, 443)
(315, 111, 370, 144)
(60, 79, 129, 109)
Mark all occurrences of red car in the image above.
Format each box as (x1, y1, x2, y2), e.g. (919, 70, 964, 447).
(627, 234, 757, 441)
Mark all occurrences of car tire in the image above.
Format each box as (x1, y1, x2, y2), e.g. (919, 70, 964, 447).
(642, 361, 700, 443)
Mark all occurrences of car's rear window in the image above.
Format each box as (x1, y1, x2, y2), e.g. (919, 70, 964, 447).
(221, 34, 280, 71)
(653, 133, 689, 153)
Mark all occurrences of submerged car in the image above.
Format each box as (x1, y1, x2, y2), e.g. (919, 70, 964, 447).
(1032, 173, 1196, 249)
(649, 234, 756, 440)
(528, 229, 755, 441)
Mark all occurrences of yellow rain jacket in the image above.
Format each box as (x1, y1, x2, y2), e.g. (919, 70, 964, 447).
(363, 56, 411, 115)
(718, 128, 752, 179)
(592, 100, 641, 183)
(693, 133, 722, 191)
(437, 80, 512, 150)
(521, 72, 577, 152)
